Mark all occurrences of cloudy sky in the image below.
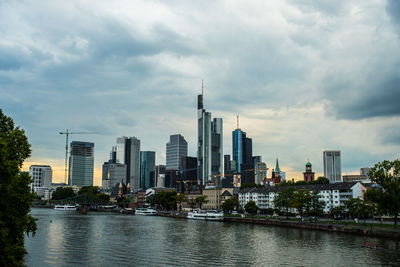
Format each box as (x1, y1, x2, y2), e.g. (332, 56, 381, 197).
(1, 0, 399, 185)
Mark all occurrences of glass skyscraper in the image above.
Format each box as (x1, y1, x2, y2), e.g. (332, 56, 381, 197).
(197, 90, 223, 185)
(116, 136, 140, 190)
(140, 151, 156, 189)
(166, 134, 188, 171)
(68, 141, 94, 186)
(323, 150, 341, 183)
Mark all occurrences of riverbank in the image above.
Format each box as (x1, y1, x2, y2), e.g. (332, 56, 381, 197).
(157, 212, 400, 239)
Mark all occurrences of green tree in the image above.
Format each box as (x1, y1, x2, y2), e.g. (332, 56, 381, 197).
(175, 194, 188, 211)
(366, 159, 400, 228)
(240, 183, 263, 189)
(308, 191, 325, 217)
(96, 193, 110, 202)
(187, 198, 197, 211)
(330, 206, 345, 220)
(245, 200, 258, 215)
(51, 187, 76, 200)
(291, 189, 311, 220)
(274, 187, 295, 219)
(150, 191, 177, 210)
(0, 109, 37, 266)
(345, 198, 362, 219)
(221, 196, 239, 213)
(195, 195, 209, 210)
(78, 186, 100, 196)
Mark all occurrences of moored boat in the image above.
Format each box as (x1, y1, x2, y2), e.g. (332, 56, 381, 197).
(187, 210, 224, 221)
(54, 204, 77, 211)
(135, 208, 157, 216)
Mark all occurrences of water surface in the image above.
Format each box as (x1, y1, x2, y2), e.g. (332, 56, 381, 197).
(25, 208, 400, 266)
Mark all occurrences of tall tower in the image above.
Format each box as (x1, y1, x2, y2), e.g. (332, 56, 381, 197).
(303, 160, 315, 182)
(197, 82, 223, 185)
(140, 151, 156, 189)
(166, 134, 188, 171)
(323, 150, 341, 183)
(68, 141, 94, 186)
(116, 136, 141, 190)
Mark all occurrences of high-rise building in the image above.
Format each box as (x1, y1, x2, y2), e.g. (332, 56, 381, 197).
(181, 156, 198, 183)
(303, 161, 315, 182)
(254, 161, 267, 185)
(29, 165, 52, 190)
(68, 141, 94, 186)
(155, 165, 166, 188)
(116, 137, 140, 190)
(323, 150, 341, 183)
(360, 167, 371, 178)
(166, 134, 188, 171)
(232, 129, 243, 172)
(197, 88, 223, 185)
(140, 151, 156, 190)
(102, 147, 127, 189)
(232, 119, 252, 173)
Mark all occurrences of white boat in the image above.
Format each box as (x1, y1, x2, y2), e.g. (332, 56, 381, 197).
(54, 204, 77, 211)
(187, 210, 224, 221)
(135, 208, 157, 216)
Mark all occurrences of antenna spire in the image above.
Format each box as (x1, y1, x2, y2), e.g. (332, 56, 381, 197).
(237, 115, 239, 129)
(201, 79, 204, 95)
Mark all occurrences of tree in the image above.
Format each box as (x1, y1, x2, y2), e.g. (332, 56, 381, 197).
(367, 159, 400, 228)
(0, 109, 37, 266)
(274, 187, 294, 219)
(345, 198, 362, 219)
(195, 195, 209, 210)
(245, 200, 258, 215)
(150, 191, 177, 210)
(78, 186, 100, 196)
(221, 196, 239, 213)
(51, 187, 76, 200)
(330, 206, 345, 220)
(308, 191, 325, 217)
(240, 183, 263, 189)
(291, 189, 311, 220)
(187, 198, 197, 211)
(175, 194, 188, 211)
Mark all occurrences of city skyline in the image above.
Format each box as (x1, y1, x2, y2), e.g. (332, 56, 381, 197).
(1, 1, 399, 185)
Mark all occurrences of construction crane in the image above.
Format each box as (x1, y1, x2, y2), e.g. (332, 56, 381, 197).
(59, 129, 97, 185)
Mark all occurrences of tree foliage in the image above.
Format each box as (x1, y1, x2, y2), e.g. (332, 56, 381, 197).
(308, 191, 325, 217)
(0, 109, 37, 266)
(240, 183, 263, 189)
(175, 194, 188, 211)
(221, 196, 239, 213)
(274, 187, 294, 219)
(245, 200, 258, 215)
(195, 195, 209, 210)
(51, 187, 76, 200)
(366, 159, 400, 228)
(291, 189, 311, 219)
(148, 191, 177, 210)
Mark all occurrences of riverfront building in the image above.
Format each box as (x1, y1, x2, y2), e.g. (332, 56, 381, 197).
(197, 89, 223, 185)
(166, 134, 188, 171)
(239, 182, 366, 214)
(323, 150, 342, 183)
(29, 165, 52, 198)
(116, 136, 141, 190)
(140, 151, 156, 190)
(68, 141, 94, 186)
(102, 146, 127, 189)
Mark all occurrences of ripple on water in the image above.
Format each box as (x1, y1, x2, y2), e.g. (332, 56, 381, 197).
(25, 209, 400, 266)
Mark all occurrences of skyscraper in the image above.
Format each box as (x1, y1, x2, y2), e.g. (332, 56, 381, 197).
(116, 137, 140, 190)
(166, 134, 188, 171)
(197, 87, 223, 185)
(68, 141, 94, 186)
(323, 150, 341, 183)
(155, 165, 166, 188)
(140, 151, 156, 189)
(102, 147, 127, 189)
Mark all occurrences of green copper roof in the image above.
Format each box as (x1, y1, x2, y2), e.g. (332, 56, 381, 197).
(306, 161, 312, 166)
(275, 158, 280, 173)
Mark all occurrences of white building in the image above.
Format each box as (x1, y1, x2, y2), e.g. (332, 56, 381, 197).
(239, 182, 365, 214)
(29, 165, 52, 197)
(323, 150, 342, 183)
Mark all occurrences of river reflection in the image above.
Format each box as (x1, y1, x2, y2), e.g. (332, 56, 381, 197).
(25, 209, 400, 266)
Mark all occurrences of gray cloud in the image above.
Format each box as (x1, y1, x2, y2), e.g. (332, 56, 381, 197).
(387, 0, 400, 26)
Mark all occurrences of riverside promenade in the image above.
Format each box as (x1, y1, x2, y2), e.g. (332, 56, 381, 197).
(158, 211, 400, 240)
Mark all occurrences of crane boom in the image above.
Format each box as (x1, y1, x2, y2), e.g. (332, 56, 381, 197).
(59, 129, 97, 185)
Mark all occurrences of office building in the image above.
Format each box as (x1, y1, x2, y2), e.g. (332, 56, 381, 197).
(166, 134, 188, 170)
(303, 161, 315, 182)
(232, 119, 253, 173)
(323, 150, 341, 183)
(140, 151, 156, 190)
(116, 136, 141, 190)
(255, 161, 267, 185)
(155, 165, 166, 188)
(68, 141, 94, 186)
(197, 89, 223, 185)
(29, 165, 52, 193)
(360, 167, 372, 178)
(102, 147, 127, 189)
(181, 156, 198, 183)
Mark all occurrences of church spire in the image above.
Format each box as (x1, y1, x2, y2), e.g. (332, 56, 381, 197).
(275, 157, 280, 173)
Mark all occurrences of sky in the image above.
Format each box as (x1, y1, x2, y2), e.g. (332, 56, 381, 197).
(1, 0, 399, 186)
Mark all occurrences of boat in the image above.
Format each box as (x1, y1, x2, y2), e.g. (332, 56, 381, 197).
(361, 245, 382, 250)
(54, 204, 77, 211)
(135, 208, 157, 216)
(187, 210, 224, 221)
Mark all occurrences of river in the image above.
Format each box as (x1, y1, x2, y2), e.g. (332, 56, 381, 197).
(25, 208, 400, 266)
